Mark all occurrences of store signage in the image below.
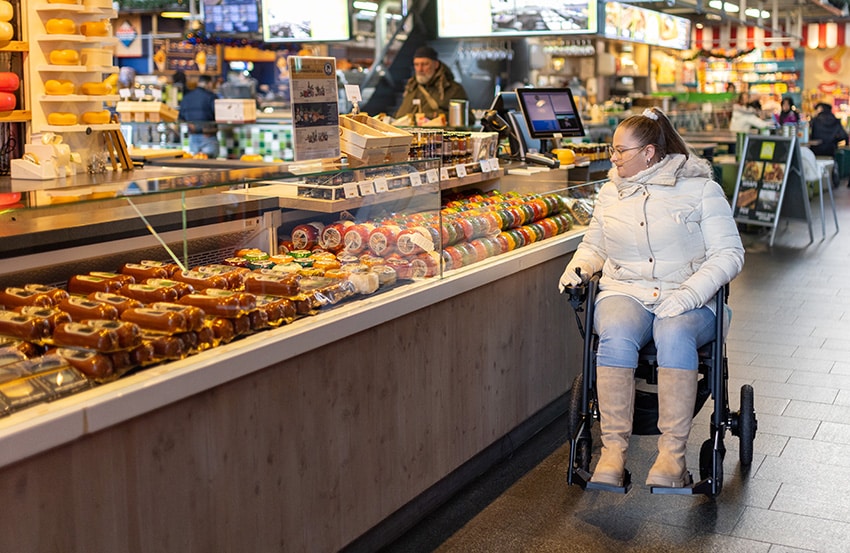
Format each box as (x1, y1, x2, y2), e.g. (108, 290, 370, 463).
(732, 135, 810, 246)
(288, 56, 341, 162)
(603, 1, 691, 50)
(437, 0, 597, 38)
(115, 16, 142, 58)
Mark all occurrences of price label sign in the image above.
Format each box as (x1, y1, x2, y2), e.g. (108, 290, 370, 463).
(409, 171, 423, 187)
(373, 177, 389, 193)
(426, 168, 440, 183)
(343, 183, 359, 199)
(455, 164, 468, 178)
(479, 160, 490, 173)
(358, 181, 375, 195)
(440, 167, 450, 181)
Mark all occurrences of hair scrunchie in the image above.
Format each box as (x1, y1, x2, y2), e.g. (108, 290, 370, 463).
(642, 108, 658, 121)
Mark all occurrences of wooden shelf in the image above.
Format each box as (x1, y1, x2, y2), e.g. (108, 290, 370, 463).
(39, 94, 120, 102)
(41, 122, 118, 132)
(0, 41, 28, 52)
(37, 64, 119, 73)
(0, 110, 31, 123)
(37, 34, 118, 45)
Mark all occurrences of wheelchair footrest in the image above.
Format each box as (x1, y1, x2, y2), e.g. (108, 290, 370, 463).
(649, 472, 694, 495)
(585, 469, 632, 494)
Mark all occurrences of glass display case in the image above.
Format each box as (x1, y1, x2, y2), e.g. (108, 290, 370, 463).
(0, 156, 600, 419)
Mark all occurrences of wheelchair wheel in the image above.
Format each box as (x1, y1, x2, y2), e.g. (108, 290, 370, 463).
(738, 384, 756, 465)
(699, 439, 724, 496)
(574, 437, 592, 472)
(567, 373, 584, 438)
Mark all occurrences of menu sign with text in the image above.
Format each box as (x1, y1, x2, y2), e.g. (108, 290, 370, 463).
(288, 56, 341, 162)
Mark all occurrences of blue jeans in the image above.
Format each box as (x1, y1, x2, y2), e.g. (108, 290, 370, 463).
(594, 295, 716, 371)
(188, 133, 219, 156)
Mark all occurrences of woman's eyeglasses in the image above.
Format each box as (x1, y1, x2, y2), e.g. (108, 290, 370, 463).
(607, 145, 645, 159)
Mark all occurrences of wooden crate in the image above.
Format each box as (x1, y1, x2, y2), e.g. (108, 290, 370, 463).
(116, 101, 179, 123)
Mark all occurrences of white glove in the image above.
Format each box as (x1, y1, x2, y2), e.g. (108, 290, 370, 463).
(655, 287, 701, 319)
(558, 264, 588, 292)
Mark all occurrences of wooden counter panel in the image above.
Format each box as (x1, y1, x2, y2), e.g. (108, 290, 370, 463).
(0, 254, 580, 553)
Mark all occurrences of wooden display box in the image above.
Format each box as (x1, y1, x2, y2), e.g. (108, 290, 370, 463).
(116, 101, 179, 123)
(340, 114, 413, 166)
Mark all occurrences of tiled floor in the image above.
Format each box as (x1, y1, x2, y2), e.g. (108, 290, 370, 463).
(385, 183, 850, 552)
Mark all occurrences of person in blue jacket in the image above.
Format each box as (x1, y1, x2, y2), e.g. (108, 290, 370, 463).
(179, 75, 219, 157)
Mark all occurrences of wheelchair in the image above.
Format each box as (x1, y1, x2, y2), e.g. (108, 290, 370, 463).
(564, 273, 757, 497)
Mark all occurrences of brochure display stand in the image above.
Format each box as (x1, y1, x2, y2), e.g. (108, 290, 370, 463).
(731, 135, 812, 246)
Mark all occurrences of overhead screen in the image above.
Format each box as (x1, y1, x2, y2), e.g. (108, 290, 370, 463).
(603, 1, 691, 49)
(261, 1, 350, 43)
(438, 0, 597, 38)
(202, 0, 260, 34)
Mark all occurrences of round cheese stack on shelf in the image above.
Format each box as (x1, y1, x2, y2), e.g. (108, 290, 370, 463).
(47, 112, 78, 126)
(45, 18, 76, 34)
(80, 81, 109, 95)
(80, 21, 109, 37)
(45, 80, 75, 95)
(0, 1, 13, 21)
(49, 49, 79, 65)
(81, 110, 110, 125)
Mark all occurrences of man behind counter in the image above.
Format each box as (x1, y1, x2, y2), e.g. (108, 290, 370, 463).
(394, 45, 467, 123)
(179, 75, 219, 157)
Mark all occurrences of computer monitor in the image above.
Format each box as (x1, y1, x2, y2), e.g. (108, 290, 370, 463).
(490, 91, 518, 117)
(515, 88, 586, 140)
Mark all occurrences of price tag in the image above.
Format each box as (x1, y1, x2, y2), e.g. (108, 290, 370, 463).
(152, 88, 163, 101)
(409, 171, 423, 187)
(440, 167, 450, 181)
(344, 84, 362, 103)
(479, 160, 490, 173)
(343, 183, 359, 199)
(373, 177, 389, 193)
(489, 158, 501, 171)
(426, 168, 439, 183)
(119, 88, 132, 99)
(455, 164, 467, 178)
(133, 88, 145, 100)
(358, 181, 375, 195)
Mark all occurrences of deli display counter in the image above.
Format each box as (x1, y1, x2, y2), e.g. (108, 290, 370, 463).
(0, 159, 597, 552)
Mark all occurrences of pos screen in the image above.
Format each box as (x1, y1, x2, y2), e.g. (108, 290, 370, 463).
(515, 88, 585, 139)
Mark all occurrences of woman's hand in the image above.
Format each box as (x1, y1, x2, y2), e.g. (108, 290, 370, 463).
(655, 287, 700, 318)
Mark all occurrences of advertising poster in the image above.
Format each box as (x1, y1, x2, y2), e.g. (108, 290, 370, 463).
(288, 56, 340, 161)
(732, 135, 810, 245)
(114, 15, 142, 58)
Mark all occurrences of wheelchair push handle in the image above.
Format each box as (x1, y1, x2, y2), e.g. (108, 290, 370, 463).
(562, 267, 588, 311)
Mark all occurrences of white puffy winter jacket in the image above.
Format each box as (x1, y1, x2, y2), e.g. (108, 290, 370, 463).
(568, 153, 745, 312)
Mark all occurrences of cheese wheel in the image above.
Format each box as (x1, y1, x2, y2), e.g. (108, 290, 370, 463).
(47, 0, 81, 4)
(47, 112, 77, 126)
(0, 72, 19, 92)
(0, 21, 12, 42)
(80, 21, 109, 37)
(0, 2, 13, 22)
(80, 81, 109, 95)
(48, 49, 79, 65)
(81, 110, 110, 124)
(0, 92, 14, 111)
(45, 79, 74, 95)
(45, 18, 76, 34)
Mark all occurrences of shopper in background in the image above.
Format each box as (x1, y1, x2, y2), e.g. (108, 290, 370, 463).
(394, 45, 467, 122)
(729, 96, 773, 133)
(776, 96, 799, 126)
(179, 75, 219, 157)
(810, 102, 848, 158)
(558, 107, 745, 490)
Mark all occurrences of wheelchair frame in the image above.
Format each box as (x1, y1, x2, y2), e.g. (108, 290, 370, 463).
(564, 274, 757, 497)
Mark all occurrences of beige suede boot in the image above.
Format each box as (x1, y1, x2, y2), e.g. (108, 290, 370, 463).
(646, 367, 699, 488)
(589, 366, 635, 487)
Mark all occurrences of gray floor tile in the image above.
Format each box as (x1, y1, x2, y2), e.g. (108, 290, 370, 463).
(746, 353, 834, 373)
(783, 399, 850, 423)
(750, 381, 838, 404)
(771, 482, 850, 524)
(814, 420, 850, 444)
(731, 506, 850, 552)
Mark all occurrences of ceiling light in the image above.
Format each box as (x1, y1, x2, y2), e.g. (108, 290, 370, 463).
(708, 0, 739, 12)
(161, 10, 190, 18)
(744, 7, 770, 18)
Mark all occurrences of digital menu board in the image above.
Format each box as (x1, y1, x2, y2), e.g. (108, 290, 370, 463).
(261, 1, 350, 43)
(438, 0, 597, 39)
(202, 0, 260, 35)
(603, 1, 691, 50)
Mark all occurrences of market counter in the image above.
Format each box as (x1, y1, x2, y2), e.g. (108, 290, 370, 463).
(0, 164, 588, 552)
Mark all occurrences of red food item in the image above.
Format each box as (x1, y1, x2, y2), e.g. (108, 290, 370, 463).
(0, 72, 20, 92)
(396, 227, 435, 257)
(291, 222, 325, 250)
(343, 223, 375, 255)
(0, 92, 14, 111)
(320, 221, 354, 253)
(368, 225, 402, 257)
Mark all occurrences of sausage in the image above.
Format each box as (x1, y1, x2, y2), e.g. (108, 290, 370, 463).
(52, 321, 121, 352)
(139, 260, 181, 277)
(120, 307, 188, 334)
(144, 279, 194, 298)
(208, 317, 235, 344)
(86, 292, 143, 315)
(149, 302, 205, 331)
(243, 273, 300, 297)
(118, 283, 180, 304)
(23, 284, 69, 304)
(51, 347, 114, 380)
(0, 309, 52, 341)
(172, 269, 230, 291)
(16, 306, 72, 333)
(129, 342, 155, 367)
(0, 287, 55, 308)
(58, 296, 120, 321)
(68, 274, 127, 295)
(81, 319, 141, 349)
(120, 262, 169, 281)
(178, 292, 252, 318)
(196, 264, 249, 289)
(141, 332, 185, 359)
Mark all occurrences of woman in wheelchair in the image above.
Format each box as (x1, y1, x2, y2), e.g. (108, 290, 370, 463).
(558, 107, 745, 489)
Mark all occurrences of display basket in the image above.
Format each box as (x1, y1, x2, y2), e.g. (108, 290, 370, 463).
(340, 114, 413, 166)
